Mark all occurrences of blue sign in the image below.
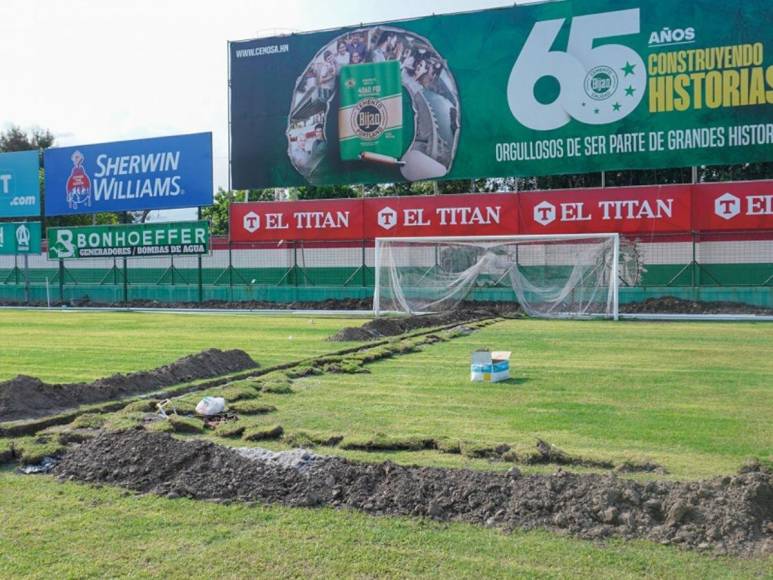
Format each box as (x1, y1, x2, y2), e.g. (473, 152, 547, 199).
(44, 132, 213, 216)
(0, 150, 40, 218)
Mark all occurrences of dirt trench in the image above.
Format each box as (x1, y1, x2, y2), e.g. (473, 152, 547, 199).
(330, 306, 517, 341)
(53, 431, 773, 557)
(620, 296, 773, 315)
(0, 349, 257, 423)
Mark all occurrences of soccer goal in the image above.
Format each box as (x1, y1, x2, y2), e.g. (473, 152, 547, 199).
(374, 233, 620, 319)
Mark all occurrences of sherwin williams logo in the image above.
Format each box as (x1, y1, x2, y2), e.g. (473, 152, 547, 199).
(66, 150, 92, 210)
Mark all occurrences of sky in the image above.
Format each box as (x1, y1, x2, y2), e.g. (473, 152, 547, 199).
(0, 0, 538, 219)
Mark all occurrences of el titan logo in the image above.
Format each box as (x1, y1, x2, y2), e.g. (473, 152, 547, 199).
(534, 201, 556, 226)
(377, 206, 398, 230)
(243, 211, 260, 232)
(714, 192, 773, 221)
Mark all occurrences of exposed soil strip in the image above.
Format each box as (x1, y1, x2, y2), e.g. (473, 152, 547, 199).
(0, 349, 258, 423)
(53, 431, 773, 556)
(621, 296, 773, 315)
(330, 308, 514, 341)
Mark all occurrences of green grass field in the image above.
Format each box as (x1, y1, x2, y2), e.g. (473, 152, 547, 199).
(1, 310, 771, 578)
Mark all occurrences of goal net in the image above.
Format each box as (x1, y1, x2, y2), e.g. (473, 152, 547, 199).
(374, 234, 620, 319)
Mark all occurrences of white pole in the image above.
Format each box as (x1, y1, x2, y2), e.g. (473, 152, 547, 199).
(45, 277, 51, 308)
(612, 233, 620, 321)
(373, 239, 381, 317)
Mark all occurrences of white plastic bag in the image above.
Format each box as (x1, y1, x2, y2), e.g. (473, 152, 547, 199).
(195, 396, 225, 416)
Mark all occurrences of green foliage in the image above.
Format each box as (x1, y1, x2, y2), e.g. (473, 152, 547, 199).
(12, 436, 66, 465)
(120, 399, 161, 413)
(0, 126, 53, 152)
(291, 185, 359, 200)
(167, 415, 204, 434)
(212, 420, 249, 438)
(217, 383, 260, 402)
(201, 188, 278, 235)
(284, 431, 343, 447)
(242, 424, 284, 441)
(103, 412, 147, 432)
(229, 400, 277, 415)
(70, 413, 107, 430)
(340, 433, 432, 452)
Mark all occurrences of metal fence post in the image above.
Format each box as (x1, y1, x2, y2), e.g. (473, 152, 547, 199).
(23, 254, 30, 305)
(123, 258, 128, 304)
(361, 240, 367, 287)
(58, 259, 64, 303)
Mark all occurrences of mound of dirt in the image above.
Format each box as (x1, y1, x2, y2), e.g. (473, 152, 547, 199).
(0, 349, 257, 423)
(53, 431, 773, 556)
(329, 307, 508, 342)
(622, 296, 773, 315)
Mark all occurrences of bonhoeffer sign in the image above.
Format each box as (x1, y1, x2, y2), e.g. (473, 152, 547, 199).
(44, 133, 213, 216)
(48, 221, 210, 259)
(230, 0, 773, 189)
(229, 180, 773, 242)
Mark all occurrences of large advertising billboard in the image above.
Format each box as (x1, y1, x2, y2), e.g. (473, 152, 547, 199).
(0, 150, 40, 218)
(230, 0, 773, 189)
(44, 133, 213, 216)
(47, 221, 210, 259)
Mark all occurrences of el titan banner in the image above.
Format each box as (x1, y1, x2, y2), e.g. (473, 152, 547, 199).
(0, 150, 40, 218)
(229, 180, 773, 242)
(48, 221, 210, 259)
(44, 133, 213, 216)
(0, 222, 41, 255)
(230, 0, 773, 189)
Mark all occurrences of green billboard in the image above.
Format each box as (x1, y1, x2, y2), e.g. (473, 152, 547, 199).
(230, 0, 773, 188)
(47, 221, 210, 260)
(0, 222, 41, 255)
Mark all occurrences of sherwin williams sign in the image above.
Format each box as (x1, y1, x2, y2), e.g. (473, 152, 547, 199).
(47, 221, 210, 259)
(43, 133, 213, 216)
(0, 150, 40, 217)
(230, 0, 773, 189)
(0, 222, 41, 254)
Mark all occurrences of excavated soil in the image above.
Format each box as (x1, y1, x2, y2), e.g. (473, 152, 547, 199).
(329, 306, 517, 341)
(621, 297, 773, 315)
(0, 349, 257, 423)
(53, 431, 773, 556)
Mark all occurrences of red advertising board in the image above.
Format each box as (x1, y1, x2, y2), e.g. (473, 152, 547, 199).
(519, 185, 692, 235)
(363, 193, 518, 239)
(692, 180, 773, 231)
(229, 181, 773, 243)
(230, 198, 364, 242)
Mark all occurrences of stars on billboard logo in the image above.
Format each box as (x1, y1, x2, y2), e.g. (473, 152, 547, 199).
(66, 150, 92, 210)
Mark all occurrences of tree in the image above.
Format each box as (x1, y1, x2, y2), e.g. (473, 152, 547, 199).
(0, 126, 54, 152)
(201, 188, 276, 235)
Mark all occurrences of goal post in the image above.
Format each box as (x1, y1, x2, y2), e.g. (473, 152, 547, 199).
(374, 233, 620, 320)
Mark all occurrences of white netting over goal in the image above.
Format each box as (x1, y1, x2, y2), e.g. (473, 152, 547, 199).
(374, 234, 619, 319)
